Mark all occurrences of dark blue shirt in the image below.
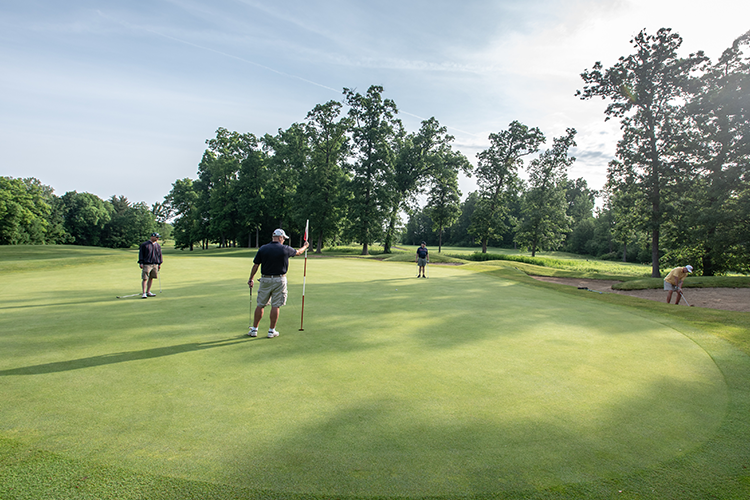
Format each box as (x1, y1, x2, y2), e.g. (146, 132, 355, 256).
(254, 241, 297, 275)
(416, 247, 428, 259)
(138, 240, 163, 265)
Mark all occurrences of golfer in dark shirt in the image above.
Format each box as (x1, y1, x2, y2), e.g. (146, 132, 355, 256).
(416, 241, 429, 278)
(247, 228, 309, 338)
(138, 232, 162, 298)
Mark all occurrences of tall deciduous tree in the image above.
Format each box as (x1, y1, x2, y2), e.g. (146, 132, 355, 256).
(383, 117, 456, 253)
(578, 28, 706, 277)
(263, 123, 306, 235)
(515, 129, 577, 256)
(300, 101, 350, 253)
(470, 121, 545, 252)
(344, 85, 400, 255)
(166, 178, 200, 250)
(425, 149, 469, 253)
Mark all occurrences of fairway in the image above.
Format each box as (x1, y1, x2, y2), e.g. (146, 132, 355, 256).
(0, 247, 738, 497)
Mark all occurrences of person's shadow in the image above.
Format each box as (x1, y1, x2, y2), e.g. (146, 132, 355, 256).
(0, 337, 252, 376)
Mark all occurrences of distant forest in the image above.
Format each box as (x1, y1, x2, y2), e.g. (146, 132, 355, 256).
(2, 28, 748, 276)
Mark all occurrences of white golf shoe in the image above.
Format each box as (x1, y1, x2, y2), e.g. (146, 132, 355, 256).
(267, 330, 279, 338)
(248, 328, 258, 337)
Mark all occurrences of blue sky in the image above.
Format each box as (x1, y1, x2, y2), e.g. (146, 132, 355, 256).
(2, 0, 748, 207)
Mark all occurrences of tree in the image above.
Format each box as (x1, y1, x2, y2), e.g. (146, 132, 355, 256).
(300, 101, 350, 253)
(198, 128, 259, 247)
(515, 129, 577, 256)
(578, 28, 707, 277)
(470, 121, 545, 252)
(383, 117, 458, 253)
(263, 123, 306, 235)
(563, 178, 598, 254)
(669, 30, 750, 275)
(166, 178, 200, 250)
(101, 195, 157, 248)
(425, 149, 469, 252)
(60, 191, 113, 246)
(0, 177, 51, 245)
(344, 85, 400, 255)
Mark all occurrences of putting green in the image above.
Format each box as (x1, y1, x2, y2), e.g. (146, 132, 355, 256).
(0, 248, 729, 497)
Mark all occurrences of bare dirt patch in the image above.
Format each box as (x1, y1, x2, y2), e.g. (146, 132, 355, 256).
(531, 276, 750, 313)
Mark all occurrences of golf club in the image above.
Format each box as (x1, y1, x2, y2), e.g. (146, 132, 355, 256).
(416, 263, 419, 278)
(249, 285, 253, 329)
(679, 289, 694, 307)
(425, 262, 429, 278)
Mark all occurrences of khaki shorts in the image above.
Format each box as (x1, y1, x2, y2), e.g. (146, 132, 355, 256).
(256, 276, 288, 308)
(142, 264, 159, 280)
(663, 281, 679, 291)
(417, 258, 427, 267)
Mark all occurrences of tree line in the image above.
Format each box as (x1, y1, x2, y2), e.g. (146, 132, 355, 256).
(0, 176, 168, 248)
(412, 28, 750, 276)
(3, 28, 747, 277)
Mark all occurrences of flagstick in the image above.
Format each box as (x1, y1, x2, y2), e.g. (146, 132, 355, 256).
(299, 219, 309, 331)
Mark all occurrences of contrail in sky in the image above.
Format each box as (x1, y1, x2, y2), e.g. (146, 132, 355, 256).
(97, 10, 482, 139)
(96, 10, 339, 93)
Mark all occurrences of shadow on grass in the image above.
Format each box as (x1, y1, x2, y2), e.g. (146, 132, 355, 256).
(0, 337, 254, 376)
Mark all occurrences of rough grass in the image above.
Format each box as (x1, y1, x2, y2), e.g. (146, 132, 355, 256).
(1, 246, 749, 499)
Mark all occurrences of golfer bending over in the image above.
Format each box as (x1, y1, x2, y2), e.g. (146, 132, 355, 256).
(664, 265, 693, 304)
(247, 228, 308, 338)
(138, 232, 162, 299)
(416, 241, 429, 278)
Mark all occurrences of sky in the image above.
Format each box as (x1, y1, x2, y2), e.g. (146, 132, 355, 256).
(2, 0, 748, 208)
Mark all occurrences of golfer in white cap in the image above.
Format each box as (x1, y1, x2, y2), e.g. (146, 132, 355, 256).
(247, 229, 308, 338)
(664, 265, 693, 305)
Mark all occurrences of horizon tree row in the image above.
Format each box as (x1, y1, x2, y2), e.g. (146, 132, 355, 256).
(0, 176, 167, 248)
(164, 86, 472, 255)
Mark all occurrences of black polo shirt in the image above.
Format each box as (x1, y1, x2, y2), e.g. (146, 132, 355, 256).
(253, 241, 297, 275)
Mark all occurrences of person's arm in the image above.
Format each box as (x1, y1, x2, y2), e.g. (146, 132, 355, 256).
(294, 241, 309, 256)
(248, 263, 260, 288)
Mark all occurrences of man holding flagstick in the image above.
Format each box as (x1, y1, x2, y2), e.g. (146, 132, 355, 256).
(247, 228, 309, 338)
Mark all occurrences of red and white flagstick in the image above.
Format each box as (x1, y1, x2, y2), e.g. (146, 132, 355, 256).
(299, 219, 309, 331)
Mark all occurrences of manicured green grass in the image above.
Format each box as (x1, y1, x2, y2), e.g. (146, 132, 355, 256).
(1, 246, 749, 499)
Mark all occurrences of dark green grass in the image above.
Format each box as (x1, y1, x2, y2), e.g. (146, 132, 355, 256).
(1, 246, 749, 499)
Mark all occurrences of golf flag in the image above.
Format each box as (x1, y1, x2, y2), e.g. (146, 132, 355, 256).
(299, 219, 309, 331)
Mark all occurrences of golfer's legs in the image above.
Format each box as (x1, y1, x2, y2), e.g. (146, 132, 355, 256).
(269, 307, 280, 329)
(253, 306, 264, 328)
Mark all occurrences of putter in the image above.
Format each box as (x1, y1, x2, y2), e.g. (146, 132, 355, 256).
(425, 262, 429, 278)
(679, 289, 694, 307)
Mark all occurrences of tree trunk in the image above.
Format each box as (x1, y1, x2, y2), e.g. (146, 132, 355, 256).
(362, 241, 369, 255)
(651, 227, 660, 277)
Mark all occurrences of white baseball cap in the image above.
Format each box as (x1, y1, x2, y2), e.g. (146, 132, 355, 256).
(686, 265, 693, 273)
(273, 228, 289, 238)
